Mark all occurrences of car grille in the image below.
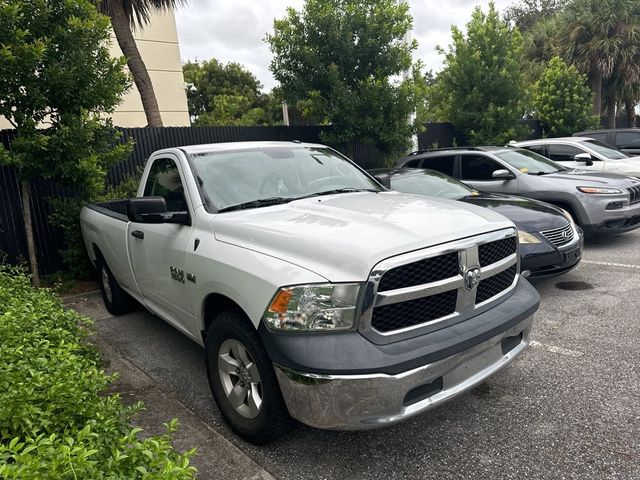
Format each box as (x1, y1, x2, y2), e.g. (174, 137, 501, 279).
(371, 290, 458, 332)
(478, 237, 517, 267)
(540, 223, 574, 247)
(476, 265, 517, 304)
(363, 230, 519, 339)
(378, 252, 459, 292)
(628, 186, 640, 204)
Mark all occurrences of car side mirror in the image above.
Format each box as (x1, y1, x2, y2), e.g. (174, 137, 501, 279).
(374, 174, 391, 189)
(492, 169, 515, 180)
(574, 153, 594, 166)
(128, 197, 167, 223)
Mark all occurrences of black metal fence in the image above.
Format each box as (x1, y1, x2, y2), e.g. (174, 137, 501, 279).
(0, 126, 388, 275)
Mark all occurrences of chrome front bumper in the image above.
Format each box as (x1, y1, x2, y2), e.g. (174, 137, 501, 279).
(274, 315, 532, 430)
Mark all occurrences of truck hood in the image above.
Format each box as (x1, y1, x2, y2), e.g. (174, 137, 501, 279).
(211, 192, 514, 282)
(601, 158, 640, 177)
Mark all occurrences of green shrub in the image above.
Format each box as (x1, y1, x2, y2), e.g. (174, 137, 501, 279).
(0, 266, 196, 479)
(50, 174, 140, 280)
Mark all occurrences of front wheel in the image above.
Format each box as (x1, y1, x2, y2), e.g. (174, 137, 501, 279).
(205, 310, 291, 444)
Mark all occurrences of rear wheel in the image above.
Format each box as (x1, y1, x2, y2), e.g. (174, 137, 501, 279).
(97, 260, 134, 315)
(205, 310, 291, 444)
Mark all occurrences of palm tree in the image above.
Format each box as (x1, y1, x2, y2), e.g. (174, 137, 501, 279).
(98, 0, 185, 127)
(559, 0, 640, 120)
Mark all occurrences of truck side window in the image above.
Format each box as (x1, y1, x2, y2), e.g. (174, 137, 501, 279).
(459, 155, 502, 180)
(421, 155, 455, 176)
(143, 158, 188, 212)
(546, 144, 584, 161)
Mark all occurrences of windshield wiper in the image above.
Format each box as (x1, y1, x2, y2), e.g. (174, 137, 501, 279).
(218, 197, 293, 213)
(297, 187, 381, 199)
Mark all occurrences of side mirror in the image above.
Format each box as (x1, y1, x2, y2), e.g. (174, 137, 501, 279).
(574, 152, 594, 166)
(492, 169, 515, 180)
(128, 197, 167, 223)
(374, 174, 392, 189)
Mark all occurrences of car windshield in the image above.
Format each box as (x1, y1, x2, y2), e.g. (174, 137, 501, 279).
(495, 148, 563, 174)
(390, 170, 474, 199)
(190, 146, 381, 211)
(583, 140, 629, 159)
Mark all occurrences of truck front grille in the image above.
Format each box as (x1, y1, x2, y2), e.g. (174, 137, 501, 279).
(361, 229, 519, 342)
(628, 186, 640, 204)
(476, 265, 517, 304)
(371, 290, 458, 332)
(378, 252, 459, 292)
(540, 223, 574, 247)
(478, 237, 517, 267)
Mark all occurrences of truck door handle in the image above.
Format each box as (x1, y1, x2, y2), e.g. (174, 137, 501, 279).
(131, 230, 144, 239)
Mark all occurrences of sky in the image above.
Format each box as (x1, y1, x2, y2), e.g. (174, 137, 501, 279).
(175, 0, 515, 91)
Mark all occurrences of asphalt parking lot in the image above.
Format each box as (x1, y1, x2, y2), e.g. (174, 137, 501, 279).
(72, 229, 640, 480)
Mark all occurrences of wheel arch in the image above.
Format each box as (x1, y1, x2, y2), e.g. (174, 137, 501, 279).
(201, 293, 253, 342)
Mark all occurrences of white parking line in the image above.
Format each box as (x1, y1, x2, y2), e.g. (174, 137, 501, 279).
(582, 260, 640, 270)
(530, 341, 584, 358)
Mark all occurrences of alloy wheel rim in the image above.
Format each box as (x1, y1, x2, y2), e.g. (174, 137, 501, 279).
(101, 266, 113, 304)
(218, 338, 263, 419)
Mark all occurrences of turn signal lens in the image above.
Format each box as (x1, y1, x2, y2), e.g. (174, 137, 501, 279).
(518, 230, 542, 244)
(268, 289, 293, 314)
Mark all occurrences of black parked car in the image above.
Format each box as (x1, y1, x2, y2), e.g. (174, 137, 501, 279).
(372, 168, 583, 277)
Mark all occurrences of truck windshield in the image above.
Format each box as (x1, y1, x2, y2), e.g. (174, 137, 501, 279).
(190, 146, 382, 211)
(583, 140, 628, 159)
(495, 148, 563, 175)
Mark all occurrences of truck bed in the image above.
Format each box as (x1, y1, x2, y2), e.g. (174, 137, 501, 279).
(87, 200, 129, 221)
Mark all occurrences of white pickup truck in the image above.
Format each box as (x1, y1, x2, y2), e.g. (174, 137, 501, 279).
(80, 141, 540, 443)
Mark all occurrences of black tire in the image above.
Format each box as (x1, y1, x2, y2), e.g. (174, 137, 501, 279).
(97, 260, 134, 315)
(205, 310, 291, 444)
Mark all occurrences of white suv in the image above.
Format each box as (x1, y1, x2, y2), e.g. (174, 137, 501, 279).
(513, 137, 640, 177)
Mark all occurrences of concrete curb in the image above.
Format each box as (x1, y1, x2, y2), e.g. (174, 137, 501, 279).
(67, 293, 276, 480)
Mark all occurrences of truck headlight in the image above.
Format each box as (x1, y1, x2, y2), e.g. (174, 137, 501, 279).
(264, 284, 361, 332)
(577, 186, 623, 194)
(518, 230, 542, 244)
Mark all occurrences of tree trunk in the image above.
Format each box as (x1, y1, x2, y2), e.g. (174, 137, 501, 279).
(604, 96, 616, 128)
(625, 100, 636, 127)
(21, 180, 40, 287)
(590, 71, 603, 118)
(108, 3, 163, 127)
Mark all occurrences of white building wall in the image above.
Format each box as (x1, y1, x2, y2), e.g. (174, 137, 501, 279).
(0, 10, 189, 130)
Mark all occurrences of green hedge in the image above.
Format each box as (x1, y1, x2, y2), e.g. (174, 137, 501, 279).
(0, 266, 196, 479)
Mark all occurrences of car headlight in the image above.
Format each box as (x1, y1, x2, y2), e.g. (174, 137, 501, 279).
(558, 208, 575, 225)
(518, 230, 542, 244)
(577, 186, 623, 194)
(264, 283, 361, 332)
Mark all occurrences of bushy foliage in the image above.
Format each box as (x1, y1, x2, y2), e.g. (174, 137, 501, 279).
(532, 57, 599, 136)
(0, 266, 196, 478)
(50, 174, 141, 280)
(266, 0, 425, 154)
(432, 2, 530, 145)
(183, 59, 282, 126)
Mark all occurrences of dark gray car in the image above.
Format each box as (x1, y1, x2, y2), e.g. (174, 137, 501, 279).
(573, 128, 640, 156)
(396, 146, 640, 235)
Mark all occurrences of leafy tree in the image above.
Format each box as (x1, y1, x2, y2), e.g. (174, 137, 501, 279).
(532, 57, 599, 136)
(182, 59, 282, 126)
(98, 0, 185, 127)
(266, 0, 423, 154)
(433, 2, 529, 145)
(0, 0, 130, 285)
(504, 0, 567, 32)
(559, 0, 640, 121)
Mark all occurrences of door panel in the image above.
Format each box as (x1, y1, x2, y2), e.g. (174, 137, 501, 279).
(127, 155, 198, 336)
